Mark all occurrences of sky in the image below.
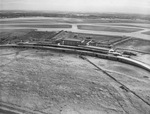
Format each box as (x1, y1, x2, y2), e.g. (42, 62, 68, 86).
(0, 0, 150, 14)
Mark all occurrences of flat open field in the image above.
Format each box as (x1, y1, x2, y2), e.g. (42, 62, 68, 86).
(0, 29, 34, 44)
(7, 24, 72, 28)
(79, 18, 150, 24)
(0, 48, 150, 114)
(142, 31, 150, 35)
(77, 25, 143, 33)
(115, 39, 150, 53)
(106, 23, 150, 29)
(1, 17, 149, 24)
(0, 29, 57, 44)
(0, 29, 33, 36)
(131, 54, 150, 65)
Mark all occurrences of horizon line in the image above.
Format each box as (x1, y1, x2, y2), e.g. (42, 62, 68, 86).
(0, 9, 150, 16)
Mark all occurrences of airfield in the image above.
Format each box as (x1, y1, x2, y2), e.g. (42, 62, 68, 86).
(0, 17, 150, 114)
(0, 17, 150, 40)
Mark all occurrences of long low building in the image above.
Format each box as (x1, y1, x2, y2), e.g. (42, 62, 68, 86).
(61, 38, 82, 46)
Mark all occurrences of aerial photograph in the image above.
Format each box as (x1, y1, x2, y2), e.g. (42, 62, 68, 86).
(0, 0, 150, 114)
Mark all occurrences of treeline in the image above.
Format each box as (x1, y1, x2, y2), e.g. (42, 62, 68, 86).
(0, 11, 150, 21)
(0, 12, 65, 18)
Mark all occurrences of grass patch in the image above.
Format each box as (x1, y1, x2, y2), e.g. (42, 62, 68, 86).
(11, 24, 72, 28)
(115, 39, 150, 53)
(107, 24, 150, 29)
(0, 30, 57, 44)
(142, 31, 150, 35)
(77, 25, 143, 33)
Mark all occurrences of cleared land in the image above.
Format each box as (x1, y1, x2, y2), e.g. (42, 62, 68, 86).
(10, 24, 72, 28)
(142, 31, 150, 35)
(0, 30, 57, 44)
(131, 54, 150, 65)
(77, 25, 143, 33)
(115, 39, 150, 53)
(109, 24, 150, 29)
(0, 29, 33, 36)
(103, 23, 150, 29)
(0, 48, 150, 114)
(80, 19, 150, 24)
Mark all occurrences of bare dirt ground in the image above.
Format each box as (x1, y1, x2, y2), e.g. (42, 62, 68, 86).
(115, 39, 150, 53)
(142, 31, 150, 35)
(0, 29, 57, 44)
(114, 38, 150, 65)
(131, 53, 150, 65)
(106, 23, 150, 29)
(0, 29, 33, 37)
(77, 25, 143, 33)
(0, 48, 150, 114)
(10, 24, 72, 28)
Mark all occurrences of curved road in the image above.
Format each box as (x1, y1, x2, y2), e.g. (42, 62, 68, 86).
(1, 44, 150, 72)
